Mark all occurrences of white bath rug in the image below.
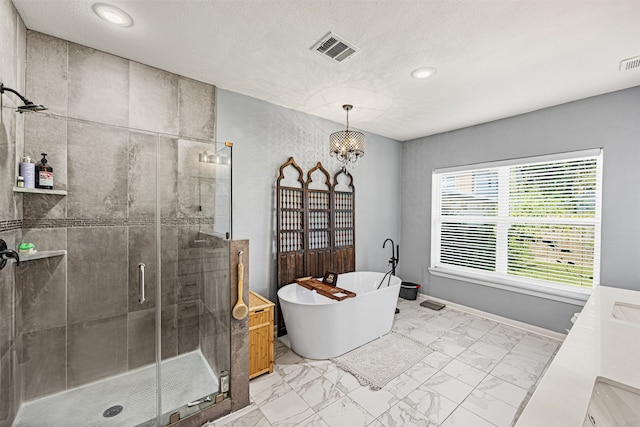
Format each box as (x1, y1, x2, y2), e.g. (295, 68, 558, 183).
(331, 331, 431, 390)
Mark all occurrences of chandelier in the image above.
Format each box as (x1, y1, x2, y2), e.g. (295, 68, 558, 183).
(329, 104, 365, 166)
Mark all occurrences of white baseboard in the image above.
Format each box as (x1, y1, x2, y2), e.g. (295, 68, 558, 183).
(415, 293, 567, 341)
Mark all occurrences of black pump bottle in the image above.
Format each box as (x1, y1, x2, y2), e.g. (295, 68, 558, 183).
(35, 153, 53, 189)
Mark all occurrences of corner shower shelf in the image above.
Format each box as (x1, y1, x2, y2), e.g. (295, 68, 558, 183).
(13, 250, 67, 263)
(13, 187, 67, 196)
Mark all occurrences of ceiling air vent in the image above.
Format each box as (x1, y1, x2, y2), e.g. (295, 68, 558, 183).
(312, 32, 359, 63)
(619, 55, 640, 71)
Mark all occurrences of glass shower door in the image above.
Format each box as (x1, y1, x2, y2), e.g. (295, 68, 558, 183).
(155, 140, 232, 425)
(11, 33, 231, 426)
(12, 127, 161, 427)
(11, 133, 232, 427)
(126, 131, 163, 427)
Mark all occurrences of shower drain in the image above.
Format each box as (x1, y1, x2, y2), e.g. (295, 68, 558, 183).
(103, 405, 124, 418)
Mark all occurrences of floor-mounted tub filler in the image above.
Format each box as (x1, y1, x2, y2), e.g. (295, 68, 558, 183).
(277, 271, 401, 359)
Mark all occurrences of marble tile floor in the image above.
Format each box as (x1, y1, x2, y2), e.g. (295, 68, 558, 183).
(13, 350, 218, 427)
(210, 298, 562, 427)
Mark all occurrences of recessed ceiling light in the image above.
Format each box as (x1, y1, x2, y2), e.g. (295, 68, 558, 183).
(411, 67, 437, 79)
(93, 3, 133, 27)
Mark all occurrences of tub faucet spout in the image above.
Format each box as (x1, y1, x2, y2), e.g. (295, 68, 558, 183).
(383, 238, 399, 275)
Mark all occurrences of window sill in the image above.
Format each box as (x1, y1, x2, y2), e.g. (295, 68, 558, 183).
(428, 267, 591, 306)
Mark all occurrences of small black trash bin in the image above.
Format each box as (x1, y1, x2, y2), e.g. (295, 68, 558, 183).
(399, 282, 421, 300)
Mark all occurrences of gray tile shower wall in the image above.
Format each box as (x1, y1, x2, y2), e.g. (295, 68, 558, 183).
(67, 121, 129, 218)
(24, 31, 68, 117)
(67, 227, 128, 324)
(0, 27, 234, 420)
(161, 225, 179, 307)
(1, 103, 20, 222)
(0, 1, 26, 424)
(66, 315, 128, 388)
(15, 256, 66, 334)
(161, 304, 179, 360)
(127, 308, 157, 370)
(160, 135, 180, 217)
(178, 301, 201, 354)
(18, 326, 66, 400)
(22, 192, 66, 220)
(0, 341, 17, 427)
(178, 139, 218, 219)
(130, 61, 179, 135)
(0, 230, 19, 425)
(200, 237, 231, 375)
(176, 225, 205, 355)
(23, 114, 67, 190)
(68, 42, 130, 127)
(229, 240, 250, 412)
(0, 230, 18, 361)
(178, 77, 216, 141)
(128, 131, 159, 217)
(0, 2, 22, 93)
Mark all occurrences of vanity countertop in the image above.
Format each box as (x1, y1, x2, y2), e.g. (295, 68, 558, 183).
(516, 286, 640, 426)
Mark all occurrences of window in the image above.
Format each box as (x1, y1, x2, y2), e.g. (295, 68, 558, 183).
(430, 149, 602, 301)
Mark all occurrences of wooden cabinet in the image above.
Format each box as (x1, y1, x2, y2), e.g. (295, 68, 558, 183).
(249, 292, 274, 379)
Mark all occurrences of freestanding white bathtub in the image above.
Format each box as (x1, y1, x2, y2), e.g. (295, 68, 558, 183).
(277, 271, 401, 359)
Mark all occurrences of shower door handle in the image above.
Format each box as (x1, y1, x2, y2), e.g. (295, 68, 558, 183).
(138, 263, 146, 304)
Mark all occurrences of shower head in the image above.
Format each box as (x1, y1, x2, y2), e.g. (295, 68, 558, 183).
(16, 103, 48, 113)
(0, 83, 47, 114)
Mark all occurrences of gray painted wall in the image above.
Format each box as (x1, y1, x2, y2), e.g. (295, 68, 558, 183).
(401, 86, 640, 333)
(216, 89, 403, 302)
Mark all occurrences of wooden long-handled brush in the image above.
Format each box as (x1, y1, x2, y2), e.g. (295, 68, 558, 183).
(232, 251, 249, 320)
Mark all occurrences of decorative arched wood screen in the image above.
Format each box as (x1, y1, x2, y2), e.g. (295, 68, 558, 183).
(276, 157, 355, 336)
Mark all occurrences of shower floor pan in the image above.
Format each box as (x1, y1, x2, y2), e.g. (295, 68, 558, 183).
(13, 350, 218, 427)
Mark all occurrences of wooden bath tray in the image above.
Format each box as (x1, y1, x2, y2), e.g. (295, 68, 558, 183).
(295, 277, 356, 301)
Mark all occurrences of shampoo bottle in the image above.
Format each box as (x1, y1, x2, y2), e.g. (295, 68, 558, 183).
(35, 153, 53, 189)
(19, 156, 35, 188)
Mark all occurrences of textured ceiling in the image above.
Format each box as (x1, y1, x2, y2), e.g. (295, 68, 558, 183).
(11, 0, 640, 141)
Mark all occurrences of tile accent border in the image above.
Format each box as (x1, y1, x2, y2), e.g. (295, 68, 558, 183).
(22, 217, 214, 229)
(0, 220, 22, 232)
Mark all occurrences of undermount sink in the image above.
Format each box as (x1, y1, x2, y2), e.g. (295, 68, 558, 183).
(583, 377, 640, 427)
(612, 302, 640, 324)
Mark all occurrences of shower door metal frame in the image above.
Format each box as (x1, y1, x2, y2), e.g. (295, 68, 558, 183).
(154, 138, 163, 426)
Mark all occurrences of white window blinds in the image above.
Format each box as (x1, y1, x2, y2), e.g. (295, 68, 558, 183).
(431, 149, 602, 290)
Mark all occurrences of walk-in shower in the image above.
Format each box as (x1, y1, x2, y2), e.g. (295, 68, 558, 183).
(10, 137, 233, 427)
(0, 30, 235, 426)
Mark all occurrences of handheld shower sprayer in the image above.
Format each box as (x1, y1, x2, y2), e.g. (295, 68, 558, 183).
(0, 83, 47, 113)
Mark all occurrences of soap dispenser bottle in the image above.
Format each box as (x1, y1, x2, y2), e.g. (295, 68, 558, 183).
(35, 153, 53, 189)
